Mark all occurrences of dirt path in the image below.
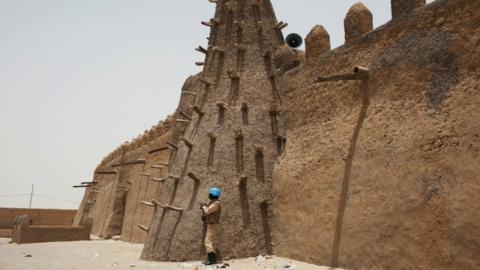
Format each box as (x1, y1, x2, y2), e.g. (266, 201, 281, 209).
(0, 238, 342, 270)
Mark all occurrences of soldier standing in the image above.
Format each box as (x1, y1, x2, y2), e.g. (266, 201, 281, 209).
(201, 187, 222, 265)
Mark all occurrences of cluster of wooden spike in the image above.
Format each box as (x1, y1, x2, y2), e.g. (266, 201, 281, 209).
(96, 0, 428, 174)
(97, 117, 174, 168)
(141, 0, 286, 259)
(137, 199, 184, 232)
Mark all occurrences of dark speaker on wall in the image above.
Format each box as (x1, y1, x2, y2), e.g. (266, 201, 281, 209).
(285, 33, 303, 48)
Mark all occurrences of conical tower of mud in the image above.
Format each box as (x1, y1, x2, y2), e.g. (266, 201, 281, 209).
(141, 0, 287, 261)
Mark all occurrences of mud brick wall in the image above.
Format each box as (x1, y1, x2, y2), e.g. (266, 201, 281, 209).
(87, 172, 118, 236)
(0, 229, 12, 238)
(13, 218, 91, 244)
(272, 0, 480, 269)
(141, 0, 285, 261)
(0, 208, 76, 229)
(73, 0, 479, 268)
(74, 117, 177, 243)
(116, 87, 202, 243)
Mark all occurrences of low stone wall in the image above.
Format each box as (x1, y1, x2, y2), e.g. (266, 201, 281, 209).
(0, 208, 77, 229)
(0, 229, 12, 238)
(12, 217, 91, 244)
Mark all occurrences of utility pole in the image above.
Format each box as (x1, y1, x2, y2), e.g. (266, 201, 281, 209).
(29, 184, 34, 208)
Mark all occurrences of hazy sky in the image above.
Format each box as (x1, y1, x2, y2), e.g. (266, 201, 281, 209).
(0, 0, 434, 209)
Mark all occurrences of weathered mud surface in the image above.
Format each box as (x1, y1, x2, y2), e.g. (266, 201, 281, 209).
(273, 1, 480, 269)
(74, 1, 479, 269)
(142, 0, 285, 261)
(74, 118, 175, 243)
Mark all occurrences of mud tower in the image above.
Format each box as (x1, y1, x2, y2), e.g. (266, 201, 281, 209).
(141, 0, 286, 261)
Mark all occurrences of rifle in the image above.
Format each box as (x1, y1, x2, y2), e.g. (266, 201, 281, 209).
(199, 202, 208, 223)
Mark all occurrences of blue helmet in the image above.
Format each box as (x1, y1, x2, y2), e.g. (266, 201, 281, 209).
(208, 187, 221, 197)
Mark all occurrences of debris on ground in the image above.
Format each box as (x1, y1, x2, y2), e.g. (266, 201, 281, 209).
(194, 264, 223, 270)
(179, 262, 193, 268)
(256, 255, 266, 262)
(1, 238, 339, 270)
(283, 263, 297, 269)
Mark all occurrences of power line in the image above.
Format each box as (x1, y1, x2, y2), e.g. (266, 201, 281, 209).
(0, 193, 79, 202)
(0, 193, 30, 197)
(33, 194, 80, 204)
(0, 188, 80, 206)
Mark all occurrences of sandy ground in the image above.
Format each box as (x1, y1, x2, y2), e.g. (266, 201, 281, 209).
(0, 238, 343, 270)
